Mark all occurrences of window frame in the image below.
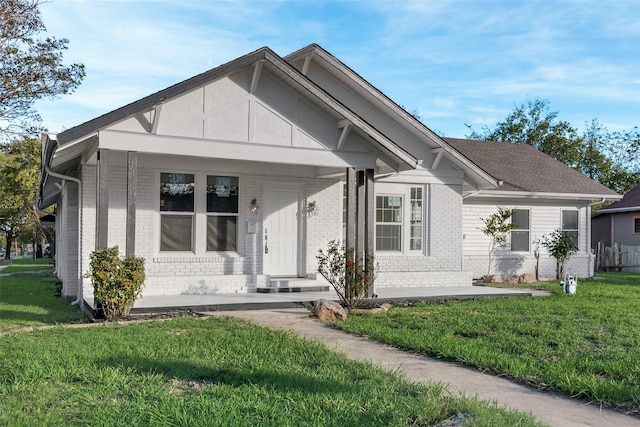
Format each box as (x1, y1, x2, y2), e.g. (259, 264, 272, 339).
(159, 172, 196, 253)
(374, 184, 426, 255)
(157, 171, 244, 256)
(633, 216, 640, 234)
(376, 194, 404, 252)
(206, 175, 240, 253)
(510, 208, 530, 253)
(561, 209, 579, 251)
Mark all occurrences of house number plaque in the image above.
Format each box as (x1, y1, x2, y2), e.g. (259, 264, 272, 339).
(264, 228, 268, 254)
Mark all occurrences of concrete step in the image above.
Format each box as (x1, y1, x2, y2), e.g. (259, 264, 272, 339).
(257, 278, 330, 293)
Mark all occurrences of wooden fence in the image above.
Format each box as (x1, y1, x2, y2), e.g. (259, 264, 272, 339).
(595, 243, 640, 273)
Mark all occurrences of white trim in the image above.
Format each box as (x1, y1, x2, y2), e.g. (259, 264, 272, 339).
(98, 129, 378, 169)
(597, 206, 640, 214)
(467, 190, 622, 201)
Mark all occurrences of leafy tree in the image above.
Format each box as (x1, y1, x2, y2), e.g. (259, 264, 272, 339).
(468, 99, 638, 194)
(468, 98, 584, 168)
(541, 229, 576, 279)
(581, 119, 638, 194)
(479, 207, 517, 276)
(0, 136, 46, 259)
(1, 0, 85, 139)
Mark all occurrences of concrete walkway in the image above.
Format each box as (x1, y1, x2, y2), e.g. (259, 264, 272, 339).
(208, 308, 640, 427)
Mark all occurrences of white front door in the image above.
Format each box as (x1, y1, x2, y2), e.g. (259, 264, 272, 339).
(263, 188, 300, 276)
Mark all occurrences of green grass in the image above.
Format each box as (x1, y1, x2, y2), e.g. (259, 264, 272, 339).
(1, 258, 54, 274)
(333, 272, 640, 414)
(0, 273, 86, 333)
(0, 316, 542, 426)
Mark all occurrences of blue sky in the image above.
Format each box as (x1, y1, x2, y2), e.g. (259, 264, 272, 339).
(35, 0, 640, 139)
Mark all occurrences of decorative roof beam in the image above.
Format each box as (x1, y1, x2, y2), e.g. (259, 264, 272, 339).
(301, 55, 312, 75)
(151, 103, 163, 134)
(337, 122, 351, 150)
(250, 60, 264, 94)
(431, 148, 444, 170)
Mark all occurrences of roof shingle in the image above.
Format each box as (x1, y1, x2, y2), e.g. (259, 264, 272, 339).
(444, 138, 620, 197)
(598, 183, 640, 211)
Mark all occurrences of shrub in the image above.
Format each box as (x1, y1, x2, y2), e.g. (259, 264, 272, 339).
(316, 240, 375, 309)
(87, 247, 145, 320)
(541, 229, 576, 279)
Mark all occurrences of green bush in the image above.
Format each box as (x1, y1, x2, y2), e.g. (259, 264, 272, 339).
(87, 247, 145, 320)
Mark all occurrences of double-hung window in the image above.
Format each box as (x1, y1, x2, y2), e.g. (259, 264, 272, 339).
(562, 210, 579, 250)
(410, 187, 423, 251)
(159, 173, 195, 252)
(375, 185, 425, 253)
(206, 175, 239, 251)
(376, 195, 403, 251)
(510, 209, 530, 252)
(634, 217, 640, 234)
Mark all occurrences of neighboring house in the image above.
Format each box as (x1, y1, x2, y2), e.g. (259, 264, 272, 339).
(445, 138, 621, 279)
(39, 44, 620, 313)
(592, 183, 640, 248)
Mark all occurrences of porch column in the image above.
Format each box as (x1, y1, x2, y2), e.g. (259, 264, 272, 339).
(96, 149, 109, 249)
(364, 168, 375, 296)
(345, 168, 357, 250)
(347, 168, 376, 297)
(356, 170, 365, 256)
(126, 151, 137, 256)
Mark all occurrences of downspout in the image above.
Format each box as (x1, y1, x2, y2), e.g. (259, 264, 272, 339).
(587, 198, 606, 277)
(44, 151, 84, 306)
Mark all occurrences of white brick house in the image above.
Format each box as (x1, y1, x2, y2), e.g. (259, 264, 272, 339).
(39, 44, 620, 312)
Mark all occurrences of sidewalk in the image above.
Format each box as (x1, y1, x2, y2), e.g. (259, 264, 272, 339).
(208, 308, 640, 427)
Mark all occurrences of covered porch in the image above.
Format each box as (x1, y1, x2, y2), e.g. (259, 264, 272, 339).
(83, 285, 534, 318)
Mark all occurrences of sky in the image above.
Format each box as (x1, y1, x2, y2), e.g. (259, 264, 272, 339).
(34, 0, 640, 139)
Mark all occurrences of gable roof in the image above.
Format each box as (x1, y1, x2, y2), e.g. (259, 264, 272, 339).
(47, 46, 419, 172)
(286, 44, 499, 190)
(596, 183, 640, 213)
(445, 138, 621, 200)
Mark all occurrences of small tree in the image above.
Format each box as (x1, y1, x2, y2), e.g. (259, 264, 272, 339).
(479, 207, 517, 276)
(316, 240, 375, 309)
(541, 229, 576, 279)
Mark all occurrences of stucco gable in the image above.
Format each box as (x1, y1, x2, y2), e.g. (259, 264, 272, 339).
(47, 45, 419, 175)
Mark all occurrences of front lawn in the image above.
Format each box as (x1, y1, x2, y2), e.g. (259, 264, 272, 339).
(0, 258, 54, 274)
(0, 273, 86, 333)
(0, 316, 541, 426)
(333, 272, 640, 414)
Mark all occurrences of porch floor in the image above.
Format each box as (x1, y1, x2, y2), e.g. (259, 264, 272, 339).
(85, 285, 533, 315)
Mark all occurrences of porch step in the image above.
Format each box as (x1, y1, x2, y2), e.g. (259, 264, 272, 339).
(257, 278, 330, 293)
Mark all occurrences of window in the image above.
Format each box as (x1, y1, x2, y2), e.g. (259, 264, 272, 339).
(375, 185, 425, 253)
(206, 176, 239, 251)
(634, 217, 640, 234)
(160, 173, 195, 251)
(510, 209, 530, 252)
(410, 187, 423, 251)
(376, 195, 402, 251)
(562, 210, 579, 250)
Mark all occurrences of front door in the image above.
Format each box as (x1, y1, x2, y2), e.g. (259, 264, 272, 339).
(263, 188, 300, 276)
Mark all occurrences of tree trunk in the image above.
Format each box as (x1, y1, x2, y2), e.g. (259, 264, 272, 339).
(4, 238, 11, 259)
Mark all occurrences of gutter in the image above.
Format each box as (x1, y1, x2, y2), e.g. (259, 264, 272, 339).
(42, 135, 84, 306)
